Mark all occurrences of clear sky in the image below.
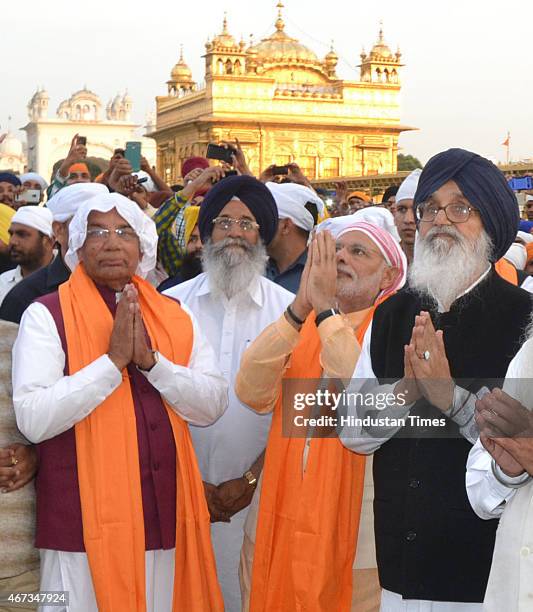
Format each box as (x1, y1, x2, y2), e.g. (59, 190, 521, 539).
(3, 0, 532, 165)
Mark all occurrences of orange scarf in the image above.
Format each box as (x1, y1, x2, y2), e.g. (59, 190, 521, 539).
(58, 265, 223, 612)
(250, 309, 374, 611)
(495, 258, 518, 285)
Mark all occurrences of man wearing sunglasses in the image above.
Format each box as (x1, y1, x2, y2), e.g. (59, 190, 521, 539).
(341, 148, 531, 610)
(164, 175, 293, 611)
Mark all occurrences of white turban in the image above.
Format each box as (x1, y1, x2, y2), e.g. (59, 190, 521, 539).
(11, 206, 53, 237)
(266, 182, 324, 231)
(517, 231, 533, 244)
(504, 243, 527, 270)
(18, 172, 49, 191)
(65, 192, 157, 278)
(526, 195, 533, 203)
(317, 207, 400, 242)
(132, 171, 156, 193)
(396, 169, 422, 204)
(46, 183, 109, 222)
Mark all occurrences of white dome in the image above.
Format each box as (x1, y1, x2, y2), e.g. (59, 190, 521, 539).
(0, 133, 23, 158)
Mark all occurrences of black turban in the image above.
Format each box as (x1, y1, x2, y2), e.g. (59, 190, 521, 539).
(198, 175, 278, 245)
(413, 148, 519, 261)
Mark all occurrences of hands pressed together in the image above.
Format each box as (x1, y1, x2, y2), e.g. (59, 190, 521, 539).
(291, 230, 337, 324)
(108, 284, 156, 372)
(475, 389, 533, 478)
(203, 478, 256, 523)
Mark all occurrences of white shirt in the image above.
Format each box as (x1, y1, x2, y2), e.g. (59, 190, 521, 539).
(521, 275, 533, 293)
(466, 337, 533, 611)
(0, 265, 22, 306)
(165, 272, 293, 485)
(12, 300, 228, 444)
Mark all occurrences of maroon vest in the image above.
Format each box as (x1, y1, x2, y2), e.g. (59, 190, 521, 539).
(34, 287, 177, 552)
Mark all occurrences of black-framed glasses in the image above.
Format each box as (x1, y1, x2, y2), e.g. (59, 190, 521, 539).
(212, 217, 259, 232)
(416, 202, 478, 224)
(86, 228, 138, 241)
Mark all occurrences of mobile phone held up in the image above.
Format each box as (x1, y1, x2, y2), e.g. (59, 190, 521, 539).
(125, 142, 142, 172)
(15, 189, 41, 204)
(271, 165, 289, 175)
(77, 136, 87, 146)
(206, 143, 236, 165)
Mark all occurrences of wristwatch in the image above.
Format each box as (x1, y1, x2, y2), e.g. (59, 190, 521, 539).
(315, 308, 340, 327)
(243, 470, 257, 487)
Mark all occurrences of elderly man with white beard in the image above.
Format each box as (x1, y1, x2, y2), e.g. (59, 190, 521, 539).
(341, 148, 532, 611)
(164, 175, 294, 612)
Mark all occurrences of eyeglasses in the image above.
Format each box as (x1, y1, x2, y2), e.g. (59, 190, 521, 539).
(212, 217, 259, 232)
(86, 228, 138, 241)
(416, 202, 478, 223)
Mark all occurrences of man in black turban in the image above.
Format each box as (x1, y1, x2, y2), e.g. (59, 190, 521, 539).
(163, 173, 293, 611)
(341, 148, 531, 609)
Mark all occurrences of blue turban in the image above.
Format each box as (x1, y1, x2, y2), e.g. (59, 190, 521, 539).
(414, 148, 519, 261)
(0, 172, 21, 187)
(519, 220, 533, 233)
(198, 175, 278, 245)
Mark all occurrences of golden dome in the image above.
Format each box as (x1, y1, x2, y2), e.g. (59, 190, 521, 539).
(212, 14, 238, 49)
(170, 47, 193, 82)
(249, 4, 319, 64)
(370, 26, 392, 58)
(325, 43, 338, 65)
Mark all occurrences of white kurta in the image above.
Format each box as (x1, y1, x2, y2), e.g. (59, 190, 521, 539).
(0, 264, 22, 306)
(165, 272, 293, 612)
(466, 336, 533, 612)
(12, 298, 228, 612)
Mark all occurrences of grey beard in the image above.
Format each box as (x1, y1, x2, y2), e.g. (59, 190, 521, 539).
(408, 226, 493, 312)
(336, 263, 386, 304)
(202, 237, 268, 300)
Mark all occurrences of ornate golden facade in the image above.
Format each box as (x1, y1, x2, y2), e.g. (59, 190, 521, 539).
(151, 3, 414, 183)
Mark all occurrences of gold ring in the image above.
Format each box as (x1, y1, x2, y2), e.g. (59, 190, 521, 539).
(11, 456, 18, 466)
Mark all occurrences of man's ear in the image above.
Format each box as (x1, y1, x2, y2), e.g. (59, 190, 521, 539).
(380, 265, 400, 291)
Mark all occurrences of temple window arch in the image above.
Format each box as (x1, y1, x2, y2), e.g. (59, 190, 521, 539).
(225, 59, 233, 74)
(234, 59, 242, 75)
(217, 59, 224, 75)
(375, 68, 381, 83)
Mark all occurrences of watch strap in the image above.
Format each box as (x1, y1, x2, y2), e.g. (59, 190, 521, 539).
(315, 308, 340, 327)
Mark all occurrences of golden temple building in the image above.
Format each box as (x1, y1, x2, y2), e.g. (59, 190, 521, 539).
(151, 3, 414, 183)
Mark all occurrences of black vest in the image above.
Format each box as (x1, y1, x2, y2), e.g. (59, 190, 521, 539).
(369, 270, 532, 602)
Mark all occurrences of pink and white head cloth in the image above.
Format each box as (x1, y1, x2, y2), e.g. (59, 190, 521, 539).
(335, 220, 407, 300)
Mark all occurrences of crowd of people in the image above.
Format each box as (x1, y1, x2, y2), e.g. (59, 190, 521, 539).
(0, 133, 532, 612)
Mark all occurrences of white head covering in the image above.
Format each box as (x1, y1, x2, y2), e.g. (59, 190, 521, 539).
(65, 192, 157, 278)
(11, 205, 53, 237)
(132, 171, 156, 193)
(396, 168, 422, 204)
(266, 182, 324, 231)
(526, 195, 533, 203)
(46, 183, 109, 222)
(18, 172, 49, 191)
(504, 243, 527, 270)
(517, 230, 533, 244)
(317, 206, 400, 242)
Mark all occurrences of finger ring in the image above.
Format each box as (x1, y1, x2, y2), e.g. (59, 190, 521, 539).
(11, 456, 18, 466)
(423, 350, 430, 361)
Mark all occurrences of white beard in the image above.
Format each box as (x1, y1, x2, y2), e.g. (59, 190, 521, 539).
(202, 237, 268, 300)
(408, 226, 492, 312)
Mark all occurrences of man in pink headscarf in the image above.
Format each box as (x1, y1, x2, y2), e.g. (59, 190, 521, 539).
(235, 223, 406, 611)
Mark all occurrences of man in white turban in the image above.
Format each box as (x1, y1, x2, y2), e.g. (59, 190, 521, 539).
(18, 172, 49, 204)
(12, 193, 228, 611)
(265, 181, 324, 292)
(0, 183, 109, 323)
(0, 206, 54, 306)
(392, 168, 422, 264)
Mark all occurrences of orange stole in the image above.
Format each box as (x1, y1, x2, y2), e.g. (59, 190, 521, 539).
(250, 311, 373, 612)
(495, 258, 518, 285)
(58, 265, 223, 612)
